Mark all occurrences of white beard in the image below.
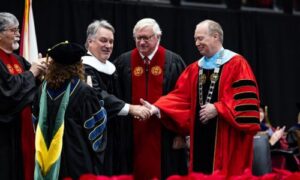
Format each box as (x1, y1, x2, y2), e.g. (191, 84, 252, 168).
(12, 42, 19, 50)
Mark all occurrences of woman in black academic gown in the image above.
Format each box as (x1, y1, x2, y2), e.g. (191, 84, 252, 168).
(32, 41, 107, 179)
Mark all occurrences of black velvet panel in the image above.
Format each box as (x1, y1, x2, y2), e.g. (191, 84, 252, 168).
(193, 69, 218, 174)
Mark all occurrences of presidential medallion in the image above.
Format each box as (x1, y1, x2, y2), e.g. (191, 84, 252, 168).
(200, 73, 206, 84)
(210, 72, 219, 82)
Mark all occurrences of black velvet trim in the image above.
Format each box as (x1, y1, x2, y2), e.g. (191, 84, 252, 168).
(193, 69, 217, 174)
(234, 92, 258, 100)
(236, 117, 260, 124)
(235, 104, 258, 112)
(232, 80, 256, 88)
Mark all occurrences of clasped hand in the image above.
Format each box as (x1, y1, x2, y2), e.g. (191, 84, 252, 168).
(129, 104, 151, 121)
(132, 98, 160, 121)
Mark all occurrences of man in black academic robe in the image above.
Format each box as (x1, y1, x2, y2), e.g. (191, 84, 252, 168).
(0, 12, 46, 180)
(33, 78, 107, 179)
(83, 20, 151, 175)
(114, 18, 187, 180)
(33, 42, 107, 179)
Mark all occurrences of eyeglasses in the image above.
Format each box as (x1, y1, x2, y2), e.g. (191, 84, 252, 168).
(134, 34, 155, 42)
(4, 27, 20, 34)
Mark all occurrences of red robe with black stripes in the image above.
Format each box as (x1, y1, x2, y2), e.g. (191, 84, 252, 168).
(154, 54, 261, 177)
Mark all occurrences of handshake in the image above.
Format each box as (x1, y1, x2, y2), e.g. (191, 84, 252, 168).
(129, 98, 160, 120)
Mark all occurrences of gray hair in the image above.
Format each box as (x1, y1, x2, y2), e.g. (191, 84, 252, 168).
(133, 18, 162, 39)
(199, 19, 224, 44)
(0, 12, 19, 32)
(85, 20, 115, 49)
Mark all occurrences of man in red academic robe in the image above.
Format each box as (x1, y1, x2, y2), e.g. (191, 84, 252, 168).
(143, 19, 261, 177)
(114, 18, 187, 179)
(0, 12, 46, 180)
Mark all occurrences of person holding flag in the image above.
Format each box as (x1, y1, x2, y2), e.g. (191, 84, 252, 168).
(0, 12, 46, 180)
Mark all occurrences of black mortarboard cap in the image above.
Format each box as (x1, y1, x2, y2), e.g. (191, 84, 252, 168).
(47, 41, 86, 65)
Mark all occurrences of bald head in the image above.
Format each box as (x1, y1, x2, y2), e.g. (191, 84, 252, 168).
(196, 20, 223, 44)
(194, 19, 224, 57)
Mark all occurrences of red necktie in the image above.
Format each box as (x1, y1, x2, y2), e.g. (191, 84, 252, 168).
(144, 56, 150, 73)
(144, 56, 150, 65)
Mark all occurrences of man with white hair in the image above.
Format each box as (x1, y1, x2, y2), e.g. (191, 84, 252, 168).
(0, 12, 46, 180)
(114, 18, 187, 179)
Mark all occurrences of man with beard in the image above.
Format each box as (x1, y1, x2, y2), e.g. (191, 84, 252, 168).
(0, 12, 46, 180)
(82, 20, 151, 175)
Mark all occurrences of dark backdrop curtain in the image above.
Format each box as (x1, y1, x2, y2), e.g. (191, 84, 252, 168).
(1, 0, 300, 128)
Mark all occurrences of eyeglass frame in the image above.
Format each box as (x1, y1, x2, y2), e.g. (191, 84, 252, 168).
(2, 27, 20, 34)
(134, 34, 155, 42)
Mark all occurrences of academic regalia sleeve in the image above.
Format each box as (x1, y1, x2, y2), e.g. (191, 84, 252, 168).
(84, 65, 125, 118)
(98, 90, 125, 119)
(155, 64, 196, 134)
(0, 58, 36, 120)
(163, 50, 186, 93)
(19, 55, 31, 71)
(113, 52, 132, 102)
(81, 87, 108, 154)
(214, 55, 260, 133)
(32, 86, 42, 126)
(84, 65, 103, 95)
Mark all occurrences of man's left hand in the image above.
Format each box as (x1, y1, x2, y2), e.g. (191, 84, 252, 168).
(199, 103, 218, 124)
